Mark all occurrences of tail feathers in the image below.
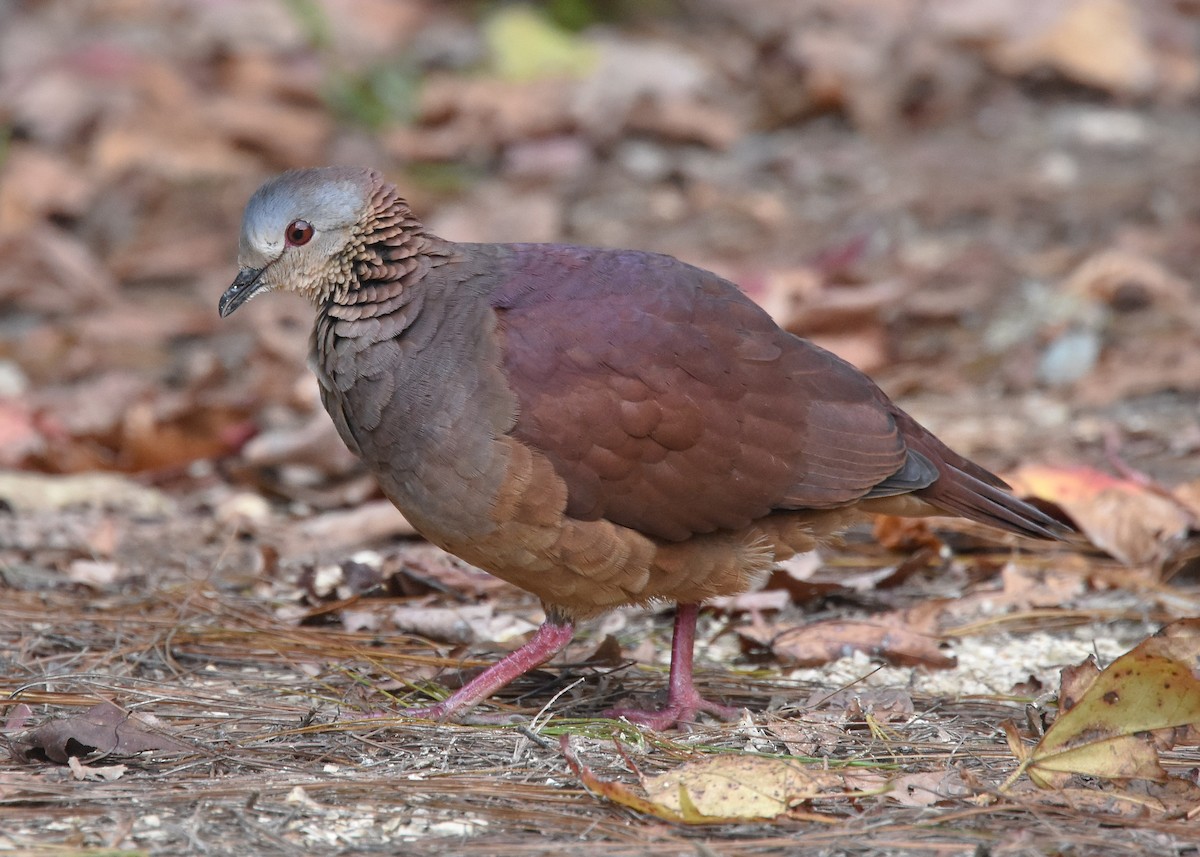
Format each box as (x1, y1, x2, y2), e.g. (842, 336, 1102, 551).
(893, 410, 1074, 541)
(915, 462, 1072, 541)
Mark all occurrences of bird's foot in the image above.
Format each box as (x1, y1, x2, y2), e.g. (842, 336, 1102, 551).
(605, 691, 742, 731)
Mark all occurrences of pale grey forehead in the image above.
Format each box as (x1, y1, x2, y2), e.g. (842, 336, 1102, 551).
(239, 167, 373, 260)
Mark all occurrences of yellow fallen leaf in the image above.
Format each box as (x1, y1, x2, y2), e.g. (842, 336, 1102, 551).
(1024, 621, 1200, 788)
(641, 755, 848, 820)
(561, 737, 857, 823)
(560, 737, 745, 824)
(1029, 733, 1166, 789)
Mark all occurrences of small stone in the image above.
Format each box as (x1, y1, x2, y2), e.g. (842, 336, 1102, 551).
(1038, 327, 1101, 386)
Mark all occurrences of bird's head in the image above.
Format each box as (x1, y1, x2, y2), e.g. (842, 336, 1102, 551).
(219, 167, 383, 317)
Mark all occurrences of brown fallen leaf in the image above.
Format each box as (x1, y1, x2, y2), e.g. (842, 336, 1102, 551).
(758, 550, 848, 604)
(994, 562, 1085, 610)
(0, 227, 116, 315)
(1056, 654, 1101, 711)
(239, 411, 361, 476)
(265, 500, 417, 561)
(1007, 619, 1200, 789)
(1063, 248, 1191, 311)
(804, 687, 915, 725)
(708, 588, 792, 614)
(0, 399, 46, 467)
(0, 145, 95, 230)
(1008, 464, 1198, 568)
(388, 603, 536, 647)
(869, 769, 974, 808)
(763, 717, 826, 758)
(562, 738, 715, 823)
(15, 701, 193, 765)
(741, 617, 956, 669)
(989, 0, 1156, 96)
(871, 515, 945, 554)
(65, 559, 122, 587)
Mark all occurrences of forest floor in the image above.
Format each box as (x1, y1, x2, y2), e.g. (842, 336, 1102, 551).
(2, 1, 1200, 854)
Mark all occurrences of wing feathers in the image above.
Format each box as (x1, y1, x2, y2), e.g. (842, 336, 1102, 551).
(491, 247, 911, 540)
(482, 243, 1065, 542)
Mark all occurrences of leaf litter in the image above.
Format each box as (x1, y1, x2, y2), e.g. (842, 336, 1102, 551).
(1005, 619, 1200, 792)
(3, 0, 1200, 854)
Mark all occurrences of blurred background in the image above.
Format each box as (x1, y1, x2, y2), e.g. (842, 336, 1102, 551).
(1, 0, 1198, 520)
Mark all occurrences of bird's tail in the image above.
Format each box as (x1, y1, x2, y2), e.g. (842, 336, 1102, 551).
(894, 412, 1074, 541)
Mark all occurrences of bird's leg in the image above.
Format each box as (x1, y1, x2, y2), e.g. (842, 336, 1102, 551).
(606, 603, 742, 730)
(403, 619, 574, 722)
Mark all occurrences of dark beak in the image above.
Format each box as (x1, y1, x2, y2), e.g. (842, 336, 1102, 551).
(219, 267, 266, 318)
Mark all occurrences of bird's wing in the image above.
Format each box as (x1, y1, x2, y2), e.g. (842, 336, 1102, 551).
(488, 245, 929, 542)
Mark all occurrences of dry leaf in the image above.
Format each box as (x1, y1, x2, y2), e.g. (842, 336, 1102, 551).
(267, 500, 417, 561)
(1057, 655, 1101, 711)
(872, 515, 945, 553)
(763, 718, 823, 758)
(561, 737, 850, 823)
(66, 560, 121, 587)
(1062, 248, 1190, 311)
(0, 470, 173, 516)
(759, 551, 848, 603)
(874, 770, 973, 807)
(743, 618, 956, 669)
(640, 755, 849, 820)
(389, 603, 520, 646)
(562, 738, 709, 823)
(996, 562, 1085, 610)
(991, 0, 1155, 95)
(68, 756, 128, 782)
(16, 701, 193, 765)
(0, 400, 46, 467)
(709, 588, 791, 614)
(1018, 620, 1200, 788)
(1008, 464, 1197, 568)
(805, 687, 915, 724)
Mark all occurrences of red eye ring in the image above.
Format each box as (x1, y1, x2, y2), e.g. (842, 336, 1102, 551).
(285, 220, 314, 246)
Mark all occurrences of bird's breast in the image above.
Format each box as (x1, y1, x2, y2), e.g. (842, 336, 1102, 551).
(312, 289, 522, 547)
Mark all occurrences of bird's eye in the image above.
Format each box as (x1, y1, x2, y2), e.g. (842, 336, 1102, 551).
(285, 220, 314, 246)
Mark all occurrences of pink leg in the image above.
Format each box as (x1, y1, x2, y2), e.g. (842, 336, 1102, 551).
(606, 604, 742, 730)
(403, 620, 574, 721)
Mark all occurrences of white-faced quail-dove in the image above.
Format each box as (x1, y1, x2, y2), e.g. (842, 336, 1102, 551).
(220, 167, 1072, 729)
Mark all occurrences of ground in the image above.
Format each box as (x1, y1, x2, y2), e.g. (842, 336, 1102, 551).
(2, 1, 1200, 854)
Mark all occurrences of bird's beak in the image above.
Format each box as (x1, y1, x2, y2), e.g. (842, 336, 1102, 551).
(219, 267, 266, 318)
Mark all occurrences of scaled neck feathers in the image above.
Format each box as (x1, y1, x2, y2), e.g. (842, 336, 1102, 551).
(325, 177, 454, 311)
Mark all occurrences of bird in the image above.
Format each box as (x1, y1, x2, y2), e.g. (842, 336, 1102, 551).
(221, 166, 1071, 730)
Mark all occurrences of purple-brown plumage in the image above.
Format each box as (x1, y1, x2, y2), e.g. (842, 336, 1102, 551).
(222, 167, 1072, 729)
